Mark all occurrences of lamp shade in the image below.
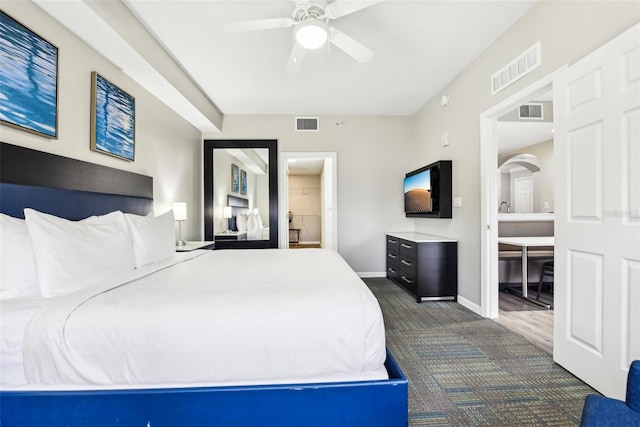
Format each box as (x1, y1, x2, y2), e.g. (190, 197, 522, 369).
(223, 206, 233, 219)
(173, 202, 187, 221)
(294, 19, 328, 50)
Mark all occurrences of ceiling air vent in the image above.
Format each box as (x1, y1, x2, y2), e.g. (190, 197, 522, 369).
(492, 42, 541, 95)
(518, 103, 544, 120)
(295, 117, 319, 132)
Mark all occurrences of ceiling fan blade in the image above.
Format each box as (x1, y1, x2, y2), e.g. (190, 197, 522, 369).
(285, 42, 306, 74)
(329, 28, 374, 63)
(324, 0, 385, 20)
(224, 18, 295, 33)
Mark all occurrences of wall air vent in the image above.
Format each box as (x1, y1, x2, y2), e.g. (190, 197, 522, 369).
(518, 103, 544, 120)
(295, 117, 319, 132)
(491, 42, 541, 95)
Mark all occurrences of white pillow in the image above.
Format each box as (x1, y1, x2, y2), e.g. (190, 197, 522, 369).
(254, 212, 263, 229)
(235, 213, 247, 232)
(0, 214, 40, 299)
(124, 210, 175, 268)
(24, 209, 135, 297)
(247, 213, 258, 232)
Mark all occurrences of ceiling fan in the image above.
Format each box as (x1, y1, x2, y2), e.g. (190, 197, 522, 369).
(224, 0, 384, 73)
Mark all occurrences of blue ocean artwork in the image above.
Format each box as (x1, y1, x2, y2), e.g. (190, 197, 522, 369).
(0, 12, 58, 138)
(94, 73, 135, 161)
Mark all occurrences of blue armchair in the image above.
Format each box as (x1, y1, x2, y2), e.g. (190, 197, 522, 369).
(580, 360, 640, 426)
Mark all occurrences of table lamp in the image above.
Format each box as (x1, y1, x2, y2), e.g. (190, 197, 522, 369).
(223, 206, 233, 233)
(173, 202, 187, 246)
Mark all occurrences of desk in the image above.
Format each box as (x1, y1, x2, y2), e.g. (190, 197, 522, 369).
(498, 236, 554, 307)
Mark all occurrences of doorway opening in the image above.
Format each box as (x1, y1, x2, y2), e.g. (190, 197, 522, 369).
(279, 152, 338, 251)
(480, 67, 565, 354)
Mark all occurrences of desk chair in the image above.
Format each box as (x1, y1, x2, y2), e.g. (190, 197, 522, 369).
(536, 260, 554, 301)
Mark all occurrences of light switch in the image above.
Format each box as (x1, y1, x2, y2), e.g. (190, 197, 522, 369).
(454, 197, 462, 207)
(441, 132, 450, 147)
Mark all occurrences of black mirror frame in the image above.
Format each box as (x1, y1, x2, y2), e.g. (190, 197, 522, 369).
(203, 139, 278, 249)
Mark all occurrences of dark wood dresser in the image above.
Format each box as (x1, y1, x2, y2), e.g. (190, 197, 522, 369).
(386, 232, 458, 302)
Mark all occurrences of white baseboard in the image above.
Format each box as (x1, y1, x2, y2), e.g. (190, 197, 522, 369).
(456, 295, 483, 316)
(357, 272, 386, 278)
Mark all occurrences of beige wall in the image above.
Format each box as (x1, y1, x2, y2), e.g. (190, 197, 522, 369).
(412, 1, 639, 305)
(0, 1, 204, 241)
(205, 115, 415, 273)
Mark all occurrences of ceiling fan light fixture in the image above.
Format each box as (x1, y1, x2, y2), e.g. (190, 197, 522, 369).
(294, 19, 329, 50)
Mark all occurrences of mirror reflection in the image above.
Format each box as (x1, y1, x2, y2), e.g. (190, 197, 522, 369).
(203, 139, 278, 249)
(497, 98, 554, 214)
(213, 148, 270, 241)
(497, 142, 553, 213)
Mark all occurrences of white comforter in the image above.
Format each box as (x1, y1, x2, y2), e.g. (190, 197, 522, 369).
(21, 249, 387, 388)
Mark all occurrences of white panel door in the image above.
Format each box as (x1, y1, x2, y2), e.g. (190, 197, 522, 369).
(514, 176, 533, 213)
(553, 23, 640, 399)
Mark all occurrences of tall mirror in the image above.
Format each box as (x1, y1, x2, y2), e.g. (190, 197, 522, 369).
(204, 139, 278, 249)
(496, 98, 554, 214)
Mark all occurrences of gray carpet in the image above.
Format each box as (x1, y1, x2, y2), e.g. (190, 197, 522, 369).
(363, 277, 596, 426)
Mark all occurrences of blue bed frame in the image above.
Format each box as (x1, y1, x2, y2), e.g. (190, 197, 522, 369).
(0, 143, 408, 426)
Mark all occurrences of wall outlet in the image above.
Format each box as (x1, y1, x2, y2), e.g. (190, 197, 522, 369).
(544, 201, 549, 209)
(454, 197, 462, 207)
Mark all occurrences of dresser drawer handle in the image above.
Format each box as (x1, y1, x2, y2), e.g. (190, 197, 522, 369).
(401, 276, 413, 284)
(388, 239, 397, 244)
(401, 260, 413, 266)
(401, 243, 412, 249)
(388, 253, 397, 259)
(388, 267, 397, 273)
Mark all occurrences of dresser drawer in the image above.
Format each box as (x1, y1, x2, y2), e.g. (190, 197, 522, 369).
(398, 256, 416, 277)
(386, 235, 400, 253)
(386, 247, 400, 281)
(397, 272, 417, 295)
(386, 263, 400, 281)
(398, 239, 417, 259)
(387, 250, 399, 267)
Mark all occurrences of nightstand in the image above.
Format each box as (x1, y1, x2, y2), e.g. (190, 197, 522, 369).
(214, 231, 247, 241)
(175, 241, 215, 252)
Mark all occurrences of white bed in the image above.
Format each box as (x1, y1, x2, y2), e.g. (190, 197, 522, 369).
(2, 248, 387, 390)
(0, 144, 406, 426)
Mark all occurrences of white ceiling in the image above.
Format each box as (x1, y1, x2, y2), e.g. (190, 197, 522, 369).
(496, 121, 554, 154)
(288, 158, 325, 175)
(36, 0, 537, 120)
(123, 0, 535, 116)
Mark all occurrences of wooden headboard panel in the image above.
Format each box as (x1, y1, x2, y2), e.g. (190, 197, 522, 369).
(0, 143, 153, 219)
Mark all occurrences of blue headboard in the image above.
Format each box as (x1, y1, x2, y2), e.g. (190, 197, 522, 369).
(0, 143, 153, 220)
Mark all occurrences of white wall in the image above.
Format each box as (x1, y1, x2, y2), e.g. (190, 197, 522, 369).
(411, 1, 639, 305)
(1, 1, 203, 241)
(205, 115, 415, 273)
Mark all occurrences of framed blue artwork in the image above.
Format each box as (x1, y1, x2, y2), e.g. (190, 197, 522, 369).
(90, 72, 135, 161)
(0, 11, 58, 139)
(241, 169, 247, 195)
(231, 164, 240, 193)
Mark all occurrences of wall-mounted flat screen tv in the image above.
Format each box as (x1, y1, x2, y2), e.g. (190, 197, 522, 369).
(404, 160, 452, 218)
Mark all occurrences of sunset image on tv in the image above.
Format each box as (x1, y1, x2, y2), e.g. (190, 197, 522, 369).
(404, 170, 432, 213)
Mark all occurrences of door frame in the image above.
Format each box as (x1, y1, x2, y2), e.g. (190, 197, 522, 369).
(480, 67, 566, 318)
(279, 152, 338, 250)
